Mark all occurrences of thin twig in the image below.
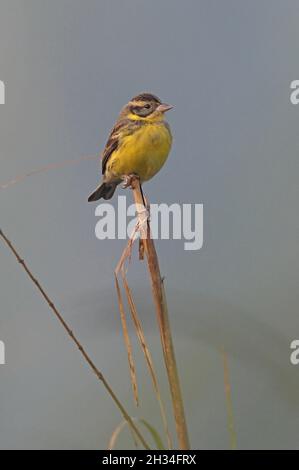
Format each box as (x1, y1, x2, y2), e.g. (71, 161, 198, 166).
(0, 154, 98, 189)
(0, 228, 150, 450)
(221, 348, 237, 449)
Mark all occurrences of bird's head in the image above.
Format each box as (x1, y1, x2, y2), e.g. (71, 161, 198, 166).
(120, 93, 173, 122)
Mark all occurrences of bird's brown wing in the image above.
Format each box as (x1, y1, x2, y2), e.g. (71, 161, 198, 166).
(102, 118, 137, 175)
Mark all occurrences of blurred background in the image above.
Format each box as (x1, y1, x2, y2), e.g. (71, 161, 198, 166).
(0, 0, 299, 449)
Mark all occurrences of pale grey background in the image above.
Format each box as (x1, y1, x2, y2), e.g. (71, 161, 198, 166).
(0, 0, 299, 449)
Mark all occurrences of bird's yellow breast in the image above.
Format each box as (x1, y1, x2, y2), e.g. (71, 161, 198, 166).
(106, 122, 172, 182)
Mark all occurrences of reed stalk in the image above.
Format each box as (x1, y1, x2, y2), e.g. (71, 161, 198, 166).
(130, 178, 190, 450)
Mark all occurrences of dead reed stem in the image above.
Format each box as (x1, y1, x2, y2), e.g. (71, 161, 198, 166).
(0, 228, 150, 450)
(221, 349, 237, 449)
(131, 178, 190, 450)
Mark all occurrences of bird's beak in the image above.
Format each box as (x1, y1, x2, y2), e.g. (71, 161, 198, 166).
(156, 103, 174, 113)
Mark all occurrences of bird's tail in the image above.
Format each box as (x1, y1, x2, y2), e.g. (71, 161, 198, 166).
(88, 181, 118, 201)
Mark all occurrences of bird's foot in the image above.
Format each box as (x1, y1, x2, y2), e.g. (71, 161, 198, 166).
(122, 173, 139, 189)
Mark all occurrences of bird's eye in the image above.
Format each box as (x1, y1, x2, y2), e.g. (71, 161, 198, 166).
(144, 104, 151, 109)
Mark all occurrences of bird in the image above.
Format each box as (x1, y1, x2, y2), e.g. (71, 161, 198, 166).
(88, 93, 173, 201)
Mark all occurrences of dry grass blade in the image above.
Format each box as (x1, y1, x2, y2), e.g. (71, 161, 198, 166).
(0, 228, 150, 450)
(115, 218, 141, 275)
(108, 418, 139, 450)
(114, 274, 139, 407)
(108, 420, 129, 450)
(113, 222, 142, 407)
(221, 348, 237, 450)
(121, 268, 173, 449)
(114, 215, 172, 448)
(108, 418, 165, 450)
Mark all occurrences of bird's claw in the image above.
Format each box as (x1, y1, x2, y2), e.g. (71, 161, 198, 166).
(122, 174, 139, 189)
